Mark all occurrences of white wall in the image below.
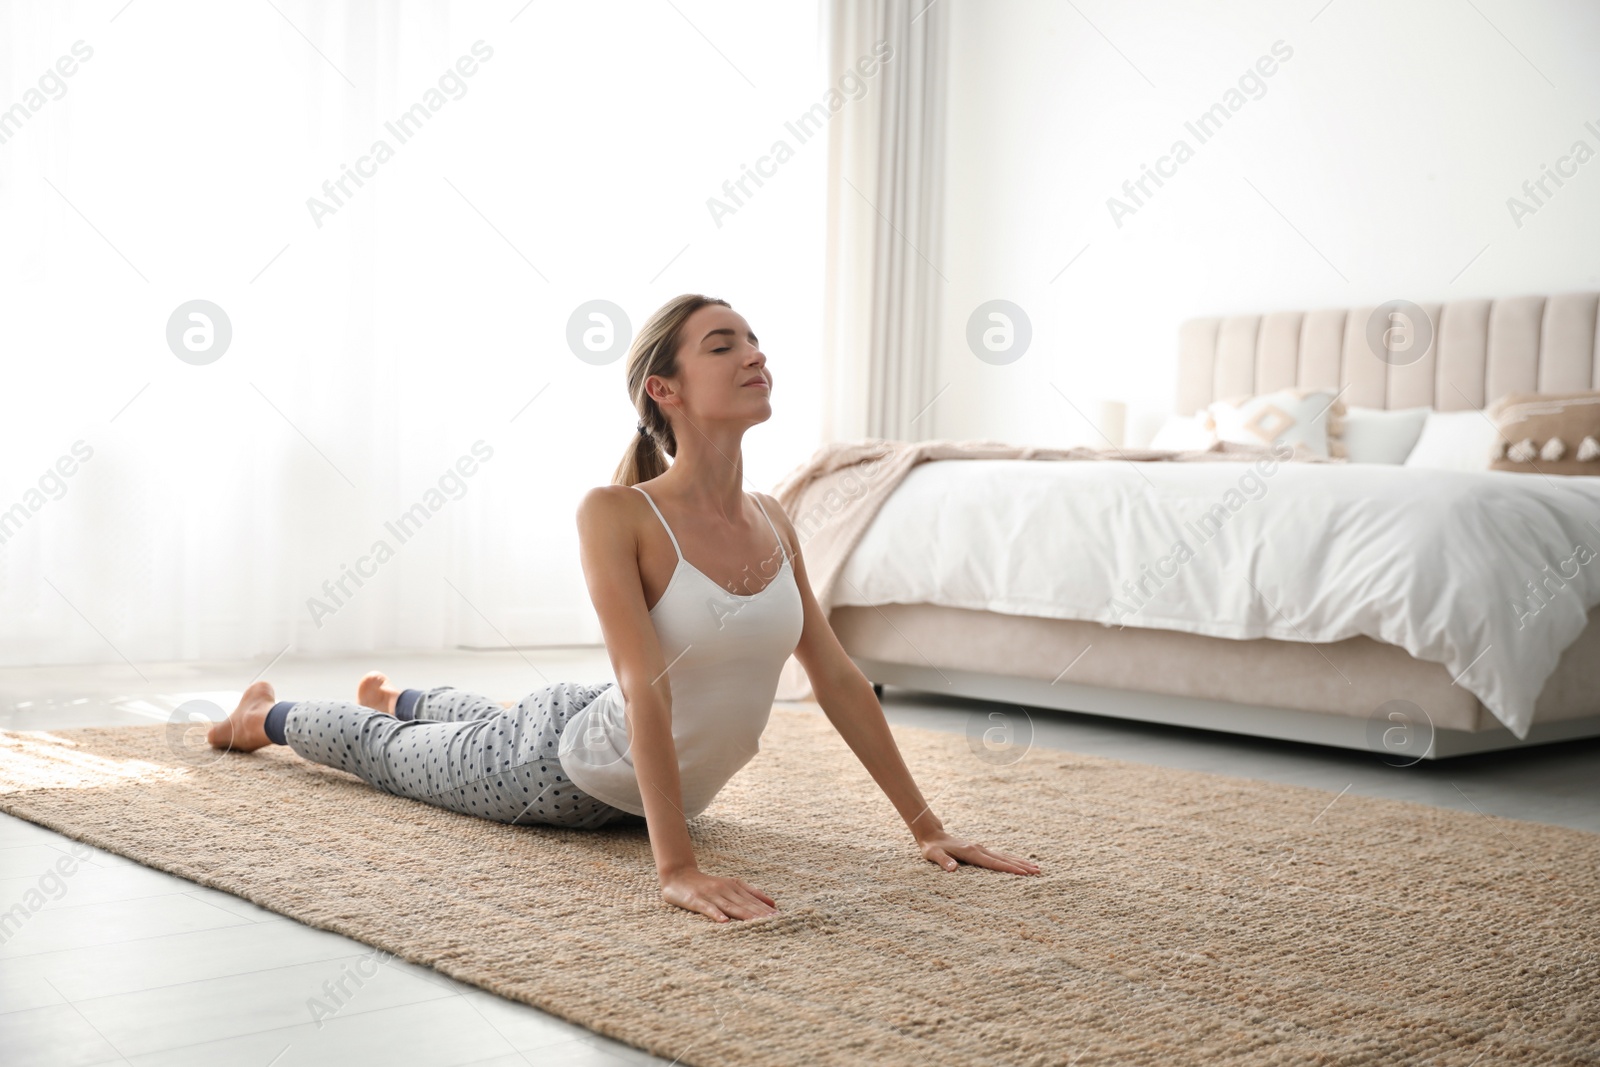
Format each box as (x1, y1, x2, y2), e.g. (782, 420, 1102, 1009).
(934, 0, 1600, 447)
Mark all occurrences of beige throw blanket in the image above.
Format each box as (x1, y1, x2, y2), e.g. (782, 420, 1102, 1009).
(768, 436, 1333, 702)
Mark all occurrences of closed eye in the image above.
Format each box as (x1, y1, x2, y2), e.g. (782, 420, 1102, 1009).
(703, 328, 758, 354)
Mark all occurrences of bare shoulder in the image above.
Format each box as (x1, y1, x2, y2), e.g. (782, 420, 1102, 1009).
(753, 491, 799, 561)
(576, 485, 644, 539)
(578, 483, 637, 515)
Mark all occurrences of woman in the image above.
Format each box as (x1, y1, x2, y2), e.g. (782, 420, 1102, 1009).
(207, 293, 1041, 923)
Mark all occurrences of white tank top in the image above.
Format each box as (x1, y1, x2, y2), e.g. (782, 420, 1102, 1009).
(558, 484, 804, 819)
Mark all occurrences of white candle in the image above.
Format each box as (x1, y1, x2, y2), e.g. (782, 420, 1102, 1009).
(1098, 400, 1127, 449)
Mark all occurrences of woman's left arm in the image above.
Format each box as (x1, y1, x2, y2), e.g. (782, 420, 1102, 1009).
(760, 494, 1040, 877)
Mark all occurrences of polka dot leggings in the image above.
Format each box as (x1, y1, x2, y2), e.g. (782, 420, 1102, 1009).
(271, 681, 637, 830)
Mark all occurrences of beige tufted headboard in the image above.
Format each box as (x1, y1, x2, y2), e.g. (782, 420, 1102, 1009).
(1176, 292, 1600, 415)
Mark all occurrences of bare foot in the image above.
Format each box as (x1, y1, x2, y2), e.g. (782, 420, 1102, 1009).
(207, 681, 277, 752)
(358, 671, 400, 715)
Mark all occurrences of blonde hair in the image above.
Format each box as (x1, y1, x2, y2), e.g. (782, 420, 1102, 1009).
(612, 293, 731, 486)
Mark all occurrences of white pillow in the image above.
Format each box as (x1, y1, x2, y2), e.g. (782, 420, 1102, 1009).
(1341, 406, 1430, 464)
(1403, 410, 1501, 472)
(1204, 387, 1343, 458)
(1149, 414, 1216, 451)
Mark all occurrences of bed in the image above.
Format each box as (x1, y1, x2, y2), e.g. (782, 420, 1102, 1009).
(796, 292, 1600, 760)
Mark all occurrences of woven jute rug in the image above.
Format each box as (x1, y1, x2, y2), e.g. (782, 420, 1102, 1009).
(1, 708, 1596, 1066)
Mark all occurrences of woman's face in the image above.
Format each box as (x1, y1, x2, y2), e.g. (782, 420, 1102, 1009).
(658, 304, 772, 429)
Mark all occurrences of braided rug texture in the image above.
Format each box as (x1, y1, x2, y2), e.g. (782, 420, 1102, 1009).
(1, 708, 1596, 1066)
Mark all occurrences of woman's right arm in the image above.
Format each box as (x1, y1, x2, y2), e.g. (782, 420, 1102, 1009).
(576, 487, 778, 922)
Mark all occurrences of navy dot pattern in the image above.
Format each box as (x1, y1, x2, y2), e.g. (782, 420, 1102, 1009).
(280, 681, 638, 830)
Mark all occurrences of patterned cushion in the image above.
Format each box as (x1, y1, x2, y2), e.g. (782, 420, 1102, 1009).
(1487, 391, 1600, 476)
(1202, 387, 1346, 458)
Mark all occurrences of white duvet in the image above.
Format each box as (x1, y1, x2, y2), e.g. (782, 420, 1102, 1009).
(830, 454, 1600, 739)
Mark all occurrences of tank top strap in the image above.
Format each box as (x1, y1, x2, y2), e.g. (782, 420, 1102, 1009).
(630, 485, 683, 562)
(750, 493, 788, 567)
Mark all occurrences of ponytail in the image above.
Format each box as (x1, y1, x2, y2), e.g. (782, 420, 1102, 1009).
(610, 293, 730, 486)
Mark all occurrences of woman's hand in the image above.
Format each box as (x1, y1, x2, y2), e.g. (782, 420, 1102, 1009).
(918, 830, 1040, 875)
(660, 868, 779, 923)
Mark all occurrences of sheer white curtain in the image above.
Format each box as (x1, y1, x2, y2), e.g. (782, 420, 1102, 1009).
(0, 0, 826, 670)
(771, 0, 949, 703)
(820, 0, 947, 443)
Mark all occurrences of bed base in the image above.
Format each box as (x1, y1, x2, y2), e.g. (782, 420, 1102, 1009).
(858, 658, 1600, 760)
